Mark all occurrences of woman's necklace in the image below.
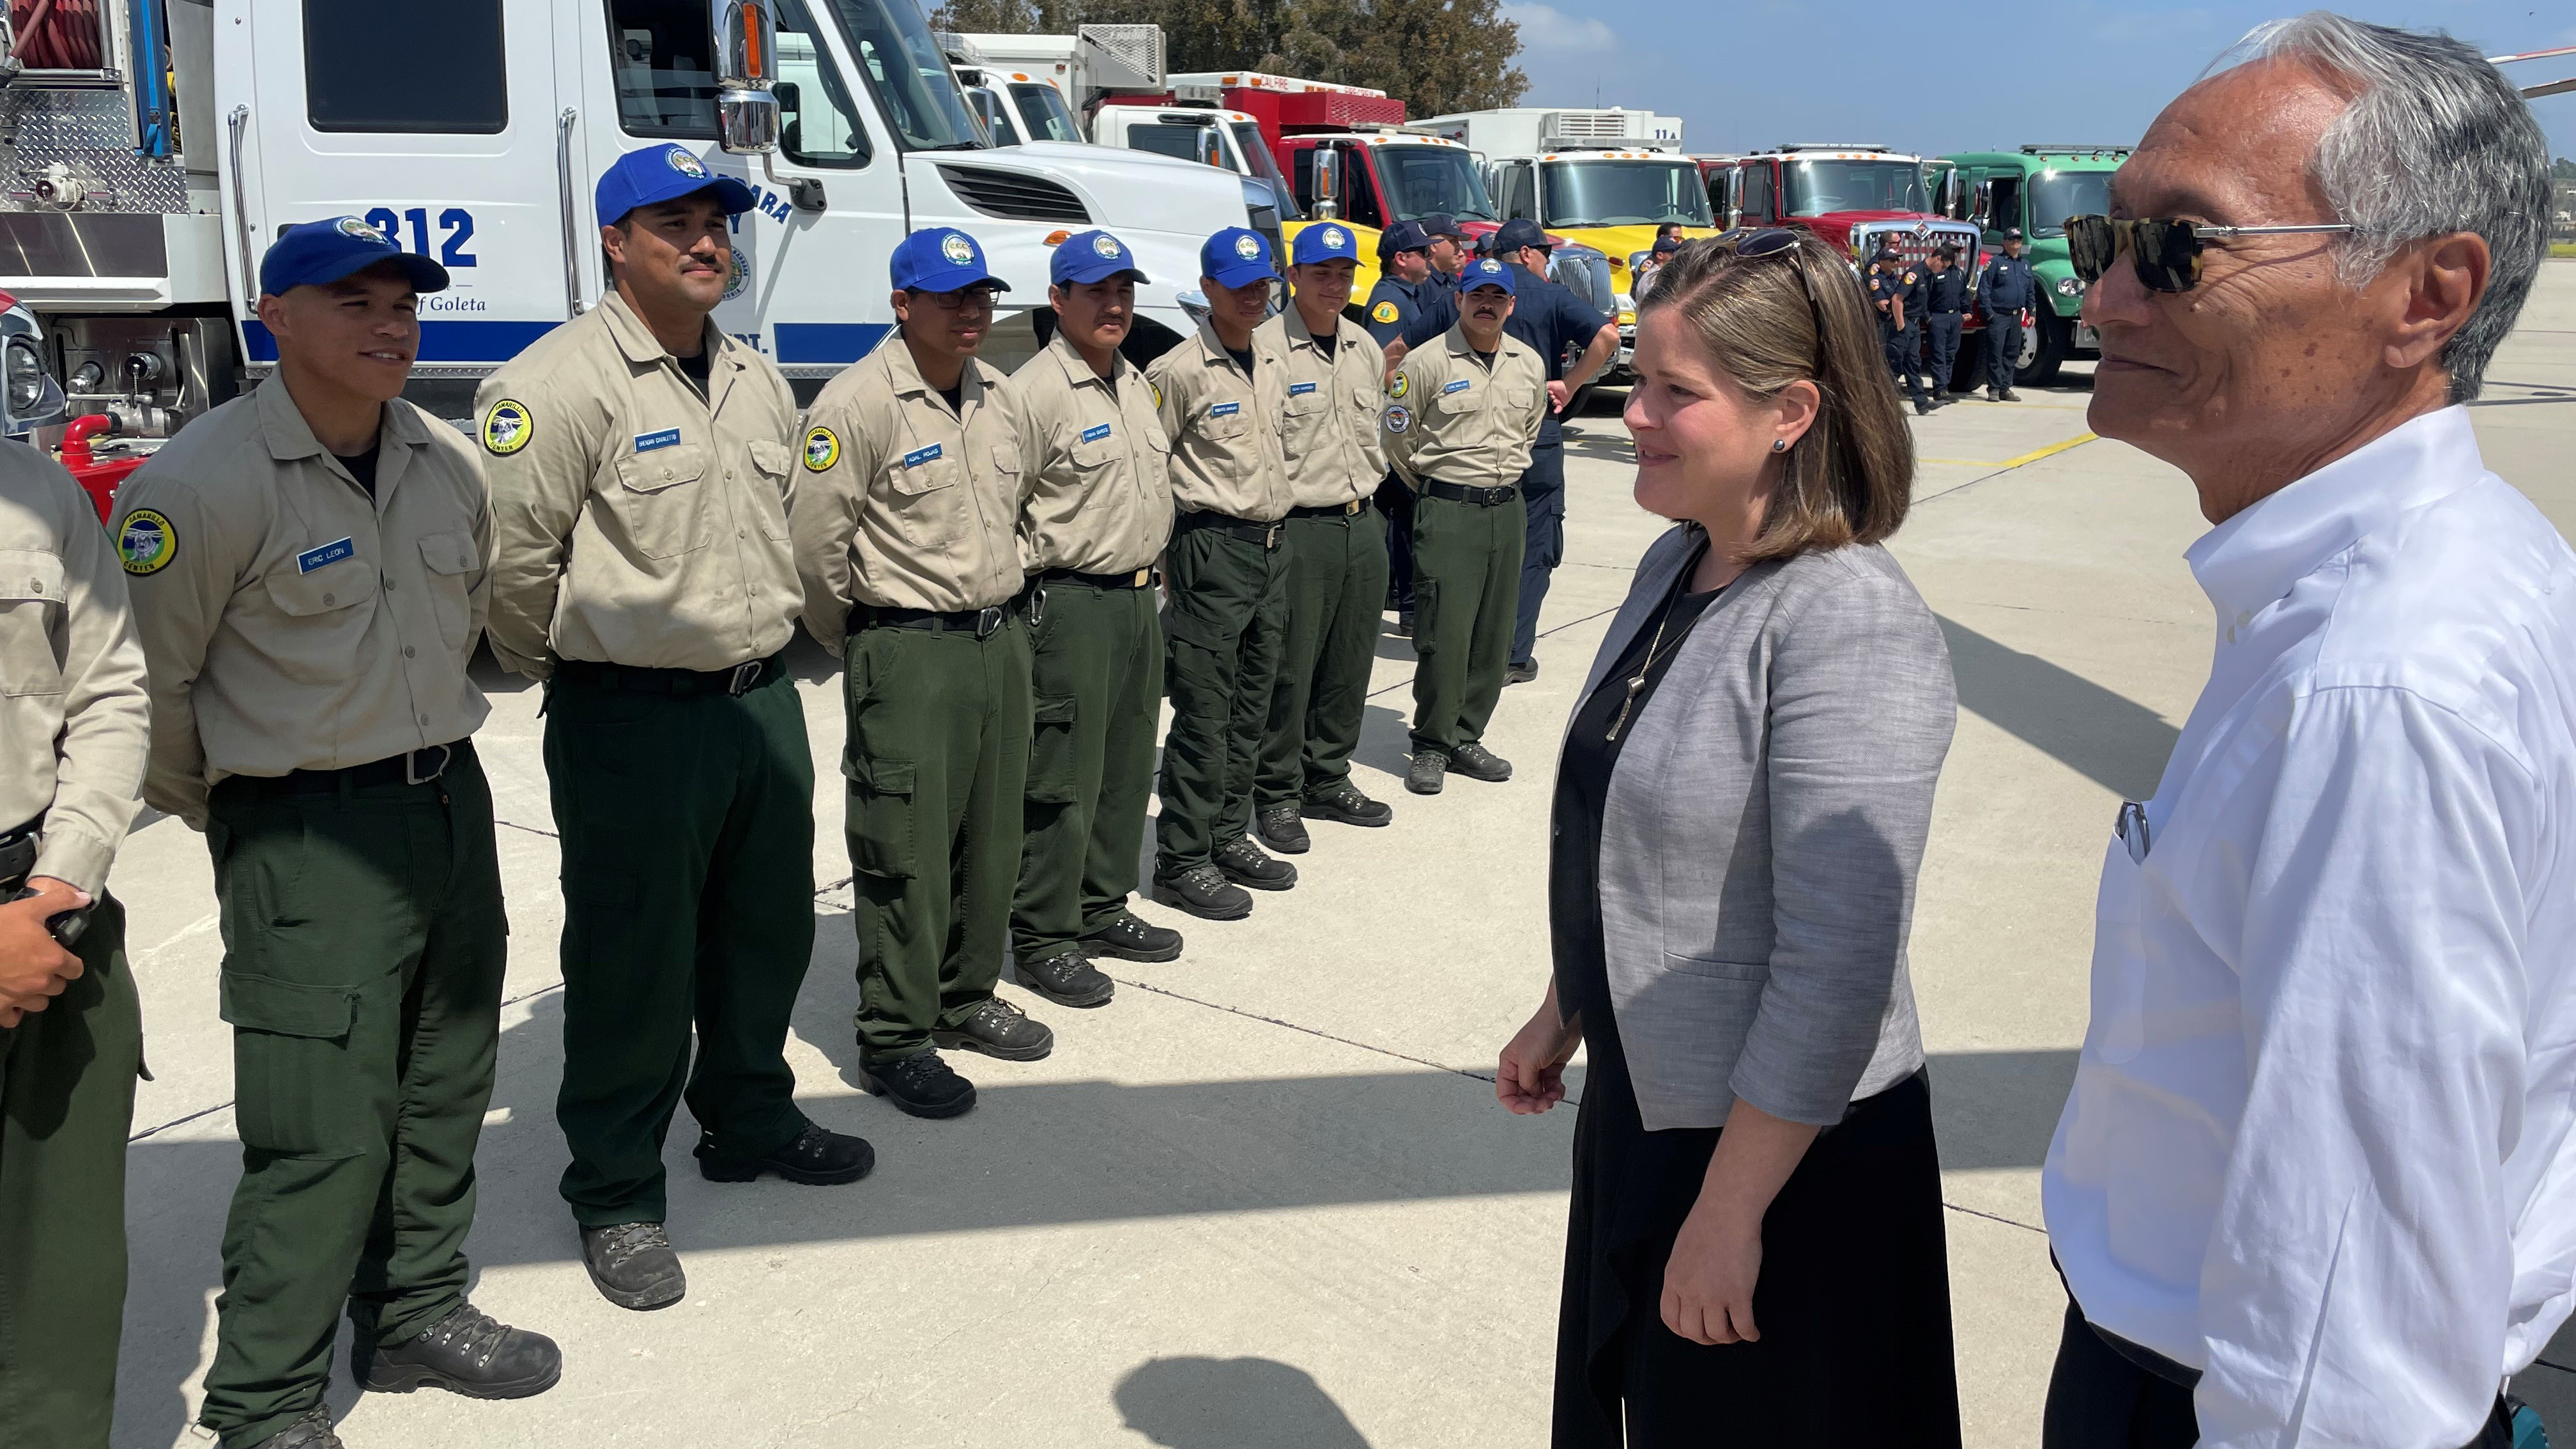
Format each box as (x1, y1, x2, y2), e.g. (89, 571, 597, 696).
(1605, 569, 1712, 743)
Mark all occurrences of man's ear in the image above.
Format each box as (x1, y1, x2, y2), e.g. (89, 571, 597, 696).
(2383, 232, 2488, 374)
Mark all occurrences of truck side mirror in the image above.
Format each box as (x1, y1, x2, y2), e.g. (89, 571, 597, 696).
(1193, 125, 1222, 168)
(712, 0, 781, 155)
(1313, 150, 1342, 220)
(1971, 179, 1993, 227)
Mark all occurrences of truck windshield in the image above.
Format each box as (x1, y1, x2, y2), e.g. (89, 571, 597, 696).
(1538, 161, 1712, 227)
(814, 0, 980, 150)
(1376, 145, 1497, 222)
(1011, 82, 1081, 144)
(2026, 169, 2114, 238)
(1784, 160, 1927, 217)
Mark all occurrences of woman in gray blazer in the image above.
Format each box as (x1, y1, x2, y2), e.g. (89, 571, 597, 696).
(1496, 230, 1961, 1447)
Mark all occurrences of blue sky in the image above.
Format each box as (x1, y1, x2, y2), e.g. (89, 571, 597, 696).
(1498, 1, 2575, 164)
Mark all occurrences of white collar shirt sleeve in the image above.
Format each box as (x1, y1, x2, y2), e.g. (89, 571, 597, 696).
(2042, 406, 2576, 1449)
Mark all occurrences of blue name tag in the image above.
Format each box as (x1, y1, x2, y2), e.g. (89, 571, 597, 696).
(1080, 424, 1112, 443)
(634, 428, 682, 453)
(1211, 401, 1241, 418)
(901, 442, 944, 468)
(1287, 381, 1317, 396)
(1443, 379, 1471, 395)
(296, 537, 355, 574)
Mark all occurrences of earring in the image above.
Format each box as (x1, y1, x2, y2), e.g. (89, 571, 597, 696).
(1771, 438, 1789, 453)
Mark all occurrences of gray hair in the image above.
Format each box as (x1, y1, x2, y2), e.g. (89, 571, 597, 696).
(2214, 12, 2550, 402)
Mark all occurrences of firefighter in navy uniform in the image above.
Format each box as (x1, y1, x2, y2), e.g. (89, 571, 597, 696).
(1920, 243, 1969, 403)
(1869, 241, 1933, 415)
(1977, 226, 2037, 401)
(1364, 220, 1440, 636)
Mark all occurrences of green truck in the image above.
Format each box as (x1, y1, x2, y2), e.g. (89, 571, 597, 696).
(1931, 146, 2128, 385)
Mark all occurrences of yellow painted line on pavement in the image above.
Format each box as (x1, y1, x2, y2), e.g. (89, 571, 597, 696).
(1919, 432, 2098, 470)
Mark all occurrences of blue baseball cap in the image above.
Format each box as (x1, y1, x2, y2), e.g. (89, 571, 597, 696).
(1199, 227, 1275, 290)
(1460, 257, 1517, 295)
(1377, 220, 1432, 256)
(1050, 229, 1149, 288)
(1291, 222, 1360, 266)
(259, 216, 449, 298)
(891, 227, 1008, 293)
(1420, 213, 1466, 240)
(595, 144, 756, 227)
(1492, 218, 1552, 256)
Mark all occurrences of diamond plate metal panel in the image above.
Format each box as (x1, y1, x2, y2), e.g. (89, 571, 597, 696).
(0, 89, 187, 214)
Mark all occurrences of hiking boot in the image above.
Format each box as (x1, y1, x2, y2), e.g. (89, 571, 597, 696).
(1153, 864, 1254, 921)
(696, 1121, 874, 1186)
(1080, 912, 1183, 963)
(1302, 780, 1392, 827)
(1449, 741, 1514, 783)
(1255, 803, 1311, 854)
(1504, 660, 1538, 686)
(1393, 610, 1414, 638)
(1213, 835, 1297, 891)
(1407, 749, 1448, 795)
(1913, 398, 1933, 415)
(243, 1406, 342, 1449)
(1020, 949, 1116, 1008)
(933, 997, 1054, 1061)
(579, 1222, 685, 1311)
(359, 1300, 561, 1399)
(859, 1050, 977, 1119)
(1999, 387, 2022, 401)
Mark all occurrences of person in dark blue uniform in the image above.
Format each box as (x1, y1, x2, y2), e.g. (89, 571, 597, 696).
(1975, 227, 2035, 401)
(1419, 213, 1468, 293)
(1868, 241, 1933, 415)
(1919, 243, 1969, 402)
(1395, 217, 1616, 684)
(1365, 220, 1439, 634)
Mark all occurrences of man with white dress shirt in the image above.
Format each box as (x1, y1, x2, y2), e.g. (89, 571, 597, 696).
(2039, 17, 2565, 1449)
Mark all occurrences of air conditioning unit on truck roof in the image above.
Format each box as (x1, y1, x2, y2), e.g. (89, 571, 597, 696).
(1409, 108, 1685, 156)
(0, 0, 1259, 499)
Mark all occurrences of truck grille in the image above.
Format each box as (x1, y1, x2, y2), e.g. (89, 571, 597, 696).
(935, 165, 1091, 225)
(1855, 219, 1979, 268)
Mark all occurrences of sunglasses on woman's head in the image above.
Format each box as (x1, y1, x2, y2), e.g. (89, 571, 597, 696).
(2064, 214, 2357, 294)
(1724, 228, 1828, 353)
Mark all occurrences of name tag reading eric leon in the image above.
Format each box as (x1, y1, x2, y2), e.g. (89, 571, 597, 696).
(1080, 424, 1112, 444)
(901, 442, 944, 468)
(633, 428, 682, 453)
(297, 537, 356, 574)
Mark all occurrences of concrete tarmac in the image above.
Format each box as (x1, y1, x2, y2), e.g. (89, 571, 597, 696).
(106, 264, 2576, 1447)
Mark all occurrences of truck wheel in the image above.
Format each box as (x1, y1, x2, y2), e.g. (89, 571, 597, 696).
(2016, 309, 2071, 387)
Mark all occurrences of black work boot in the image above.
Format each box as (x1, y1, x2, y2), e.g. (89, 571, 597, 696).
(1504, 659, 1538, 686)
(1449, 741, 1514, 783)
(578, 1222, 685, 1311)
(933, 997, 1054, 1061)
(1020, 949, 1116, 1008)
(696, 1121, 875, 1185)
(1214, 835, 1297, 891)
(1394, 609, 1414, 638)
(1406, 748, 1448, 795)
(1913, 398, 1933, 415)
(1256, 803, 1311, 854)
(1080, 911, 1184, 962)
(1303, 779, 1392, 827)
(358, 1300, 562, 1399)
(860, 1049, 978, 1118)
(1999, 386, 2022, 401)
(1153, 863, 1254, 921)
(245, 1406, 342, 1449)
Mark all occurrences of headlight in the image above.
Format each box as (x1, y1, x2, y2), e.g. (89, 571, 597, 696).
(1613, 291, 1634, 313)
(6, 341, 45, 413)
(1618, 311, 1636, 326)
(2055, 275, 2085, 298)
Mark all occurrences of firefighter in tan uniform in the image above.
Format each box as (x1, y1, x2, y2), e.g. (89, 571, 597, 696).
(1142, 227, 1296, 921)
(1250, 222, 1397, 857)
(790, 227, 1048, 1122)
(475, 146, 870, 1315)
(119, 220, 556, 1449)
(0, 438, 147, 1449)
(1009, 231, 1180, 982)
(1381, 257, 1547, 796)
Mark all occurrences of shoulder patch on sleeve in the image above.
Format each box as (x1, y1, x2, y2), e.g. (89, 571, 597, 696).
(1372, 300, 1400, 325)
(117, 508, 175, 576)
(482, 398, 534, 456)
(802, 425, 841, 471)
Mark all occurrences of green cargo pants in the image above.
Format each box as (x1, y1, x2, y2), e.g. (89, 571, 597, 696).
(197, 749, 506, 1449)
(547, 663, 814, 1227)
(0, 891, 137, 1449)
(1157, 516, 1289, 876)
(1257, 505, 1389, 809)
(1409, 489, 1526, 755)
(843, 614, 1031, 1061)
(1013, 579, 1163, 967)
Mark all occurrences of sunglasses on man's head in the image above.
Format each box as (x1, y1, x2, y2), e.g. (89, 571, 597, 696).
(2064, 214, 2357, 294)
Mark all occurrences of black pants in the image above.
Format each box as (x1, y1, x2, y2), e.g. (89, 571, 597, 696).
(2041, 1300, 2516, 1449)
(1881, 319, 1928, 404)
(1375, 470, 1414, 612)
(1986, 312, 2025, 392)
(1924, 314, 1962, 392)
(1510, 445, 1567, 668)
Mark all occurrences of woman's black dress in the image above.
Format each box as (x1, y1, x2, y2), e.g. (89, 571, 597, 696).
(1548, 539, 1963, 1448)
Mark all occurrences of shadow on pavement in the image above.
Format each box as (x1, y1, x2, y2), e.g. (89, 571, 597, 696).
(1115, 1356, 1374, 1448)
(1937, 616, 2179, 801)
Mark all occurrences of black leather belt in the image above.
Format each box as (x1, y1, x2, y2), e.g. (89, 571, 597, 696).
(848, 597, 1020, 639)
(556, 654, 779, 697)
(217, 740, 471, 799)
(1286, 500, 1368, 520)
(1036, 566, 1157, 589)
(1177, 509, 1285, 549)
(1425, 480, 1516, 507)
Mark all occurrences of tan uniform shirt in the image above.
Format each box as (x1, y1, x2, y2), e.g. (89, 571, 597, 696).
(1382, 324, 1547, 491)
(0, 447, 146, 893)
(474, 291, 800, 677)
(117, 382, 493, 829)
(1144, 319, 1292, 521)
(1012, 333, 1172, 576)
(1267, 305, 1389, 509)
(791, 340, 1028, 650)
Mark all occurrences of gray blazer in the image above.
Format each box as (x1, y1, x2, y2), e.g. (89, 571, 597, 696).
(1574, 526, 1956, 1131)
